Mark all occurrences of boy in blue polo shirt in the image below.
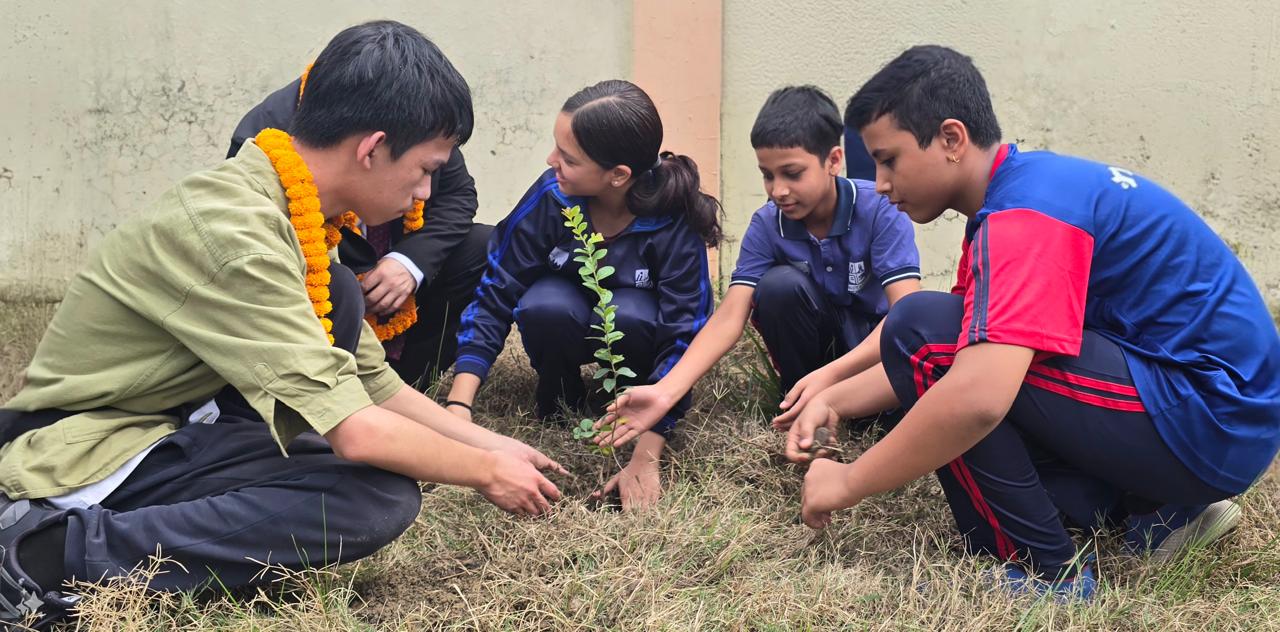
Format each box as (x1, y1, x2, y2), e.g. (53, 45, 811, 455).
(786, 45, 1280, 600)
(593, 86, 920, 447)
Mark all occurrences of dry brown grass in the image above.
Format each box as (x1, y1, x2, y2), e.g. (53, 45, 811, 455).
(2, 301, 1278, 631)
(0, 301, 58, 402)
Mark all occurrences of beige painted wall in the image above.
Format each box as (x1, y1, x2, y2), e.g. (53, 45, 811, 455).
(721, 1, 1280, 306)
(633, 0, 723, 271)
(6, 2, 1280, 307)
(0, 0, 631, 299)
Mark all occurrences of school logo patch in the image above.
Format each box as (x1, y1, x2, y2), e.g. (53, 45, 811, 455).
(548, 247, 570, 270)
(634, 268, 653, 289)
(847, 261, 867, 293)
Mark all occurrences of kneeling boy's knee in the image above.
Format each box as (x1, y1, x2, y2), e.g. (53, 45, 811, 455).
(753, 265, 812, 316)
(881, 291, 959, 354)
(346, 470, 422, 557)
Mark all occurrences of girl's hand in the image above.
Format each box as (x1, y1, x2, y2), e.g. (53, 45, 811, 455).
(592, 458, 662, 511)
(593, 385, 676, 448)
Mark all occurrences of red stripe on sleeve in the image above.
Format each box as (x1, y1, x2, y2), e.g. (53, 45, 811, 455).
(951, 240, 972, 296)
(958, 209, 1093, 356)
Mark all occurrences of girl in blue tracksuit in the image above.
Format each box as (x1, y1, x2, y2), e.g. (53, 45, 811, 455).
(446, 80, 721, 509)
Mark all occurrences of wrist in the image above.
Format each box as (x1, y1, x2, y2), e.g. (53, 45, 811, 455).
(654, 383, 682, 408)
(810, 392, 833, 416)
(628, 450, 662, 470)
(447, 376, 480, 404)
(630, 432, 666, 466)
(828, 356, 858, 380)
(839, 461, 867, 506)
(474, 449, 500, 490)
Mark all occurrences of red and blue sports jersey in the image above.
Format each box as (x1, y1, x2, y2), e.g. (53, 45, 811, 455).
(954, 144, 1280, 494)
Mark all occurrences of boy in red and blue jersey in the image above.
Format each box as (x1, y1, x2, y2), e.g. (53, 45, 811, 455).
(785, 45, 1280, 600)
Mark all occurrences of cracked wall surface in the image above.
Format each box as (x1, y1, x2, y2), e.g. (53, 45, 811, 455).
(0, 1, 631, 299)
(721, 1, 1280, 309)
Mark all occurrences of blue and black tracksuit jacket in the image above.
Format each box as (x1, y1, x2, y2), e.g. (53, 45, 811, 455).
(455, 169, 712, 435)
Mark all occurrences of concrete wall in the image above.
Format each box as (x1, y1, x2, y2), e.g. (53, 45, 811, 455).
(721, 0, 1280, 305)
(6, 1, 1280, 307)
(0, 0, 631, 299)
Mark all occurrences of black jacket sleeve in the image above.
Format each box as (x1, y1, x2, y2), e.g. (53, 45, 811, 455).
(388, 147, 479, 285)
(227, 79, 302, 159)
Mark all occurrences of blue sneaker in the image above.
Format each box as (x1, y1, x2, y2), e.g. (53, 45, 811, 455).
(985, 556, 1097, 603)
(1125, 500, 1242, 565)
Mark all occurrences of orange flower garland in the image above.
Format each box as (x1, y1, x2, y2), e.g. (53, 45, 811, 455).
(365, 294, 418, 340)
(296, 68, 425, 342)
(255, 127, 336, 345)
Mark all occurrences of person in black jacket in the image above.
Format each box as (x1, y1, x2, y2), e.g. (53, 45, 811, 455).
(447, 80, 722, 510)
(229, 75, 491, 388)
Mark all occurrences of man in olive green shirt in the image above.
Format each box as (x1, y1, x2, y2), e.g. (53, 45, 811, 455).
(0, 21, 564, 627)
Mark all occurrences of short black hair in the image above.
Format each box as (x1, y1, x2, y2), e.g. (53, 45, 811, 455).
(291, 20, 473, 159)
(845, 45, 1001, 149)
(750, 85, 842, 159)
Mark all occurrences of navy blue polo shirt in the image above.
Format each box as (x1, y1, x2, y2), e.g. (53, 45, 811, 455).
(730, 177, 921, 317)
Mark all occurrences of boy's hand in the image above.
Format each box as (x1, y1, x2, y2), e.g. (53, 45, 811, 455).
(773, 365, 842, 431)
(785, 398, 839, 463)
(593, 385, 676, 448)
(800, 458, 860, 529)
(478, 451, 563, 517)
(592, 458, 662, 511)
(492, 437, 570, 477)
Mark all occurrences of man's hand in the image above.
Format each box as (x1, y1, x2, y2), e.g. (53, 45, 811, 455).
(591, 458, 662, 511)
(362, 258, 417, 316)
(784, 398, 840, 463)
(478, 451, 563, 517)
(772, 365, 843, 431)
(800, 458, 860, 529)
(492, 436, 570, 477)
(593, 385, 677, 448)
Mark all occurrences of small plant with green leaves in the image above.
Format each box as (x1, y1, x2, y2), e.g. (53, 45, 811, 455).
(560, 205, 636, 451)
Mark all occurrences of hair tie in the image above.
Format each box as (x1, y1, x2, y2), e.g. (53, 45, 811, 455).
(643, 155, 664, 178)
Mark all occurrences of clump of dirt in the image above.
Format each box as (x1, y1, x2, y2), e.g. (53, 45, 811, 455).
(811, 426, 832, 452)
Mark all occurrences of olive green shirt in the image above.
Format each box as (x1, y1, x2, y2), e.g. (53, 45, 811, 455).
(0, 140, 405, 499)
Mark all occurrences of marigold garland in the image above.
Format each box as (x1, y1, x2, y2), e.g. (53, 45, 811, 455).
(287, 69, 428, 342)
(255, 127, 336, 345)
(363, 292, 419, 341)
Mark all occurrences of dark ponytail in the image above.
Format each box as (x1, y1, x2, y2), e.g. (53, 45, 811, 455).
(562, 80, 723, 247)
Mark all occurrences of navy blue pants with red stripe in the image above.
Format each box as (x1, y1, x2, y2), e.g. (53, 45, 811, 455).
(880, 292, 1229, 574)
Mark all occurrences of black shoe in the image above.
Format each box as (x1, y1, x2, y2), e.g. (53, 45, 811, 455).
(0, 495, 78, 630)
